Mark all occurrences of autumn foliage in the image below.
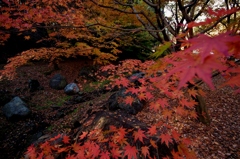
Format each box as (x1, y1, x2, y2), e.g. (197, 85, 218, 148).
(25, 22, 240, 159)
(0, 0, 240, 159)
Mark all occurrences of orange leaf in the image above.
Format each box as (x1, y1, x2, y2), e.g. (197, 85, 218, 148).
(149, 102, 161, 111)
(160, 133, 172, 147)
(24, 35, 30, 40)
(150, 139, 158, 149)
(162, 109, 172, 119)
(141, 146, 150, 158)
(188, 88, 198, 98)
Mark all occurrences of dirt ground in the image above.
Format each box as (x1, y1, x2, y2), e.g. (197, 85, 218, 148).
(0, 60, 239, 159)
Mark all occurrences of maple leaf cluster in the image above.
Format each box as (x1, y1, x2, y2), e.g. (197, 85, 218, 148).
(26, 123, 195, 159)
(3, 4, 240, 159)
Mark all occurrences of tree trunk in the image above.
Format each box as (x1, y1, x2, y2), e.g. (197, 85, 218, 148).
(194, 94, 211, 125)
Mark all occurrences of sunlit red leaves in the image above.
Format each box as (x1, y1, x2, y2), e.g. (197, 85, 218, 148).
(168, 53, 227, 89)
(186, 33, 238, 60)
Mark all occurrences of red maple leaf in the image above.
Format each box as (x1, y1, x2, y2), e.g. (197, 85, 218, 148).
(126, 87, 139, 94)
(110, 148, 122, 159)
(156, 98, 169, 108)
(162, 109, 173, 119)
(40, 141, 51, 155)
(160, 133, 172, 147)
(171, 150, 183, 159)
(49, 134, 61, 141)
(25, 144, 37, 159)
(124, 145, 138, 159)
(90, 143, 100, 158)
(65, 154, 76, 159)
(100, 151, 110, 159)
(141, 146, 150, 158)
(182, 138, 192, 146)
(57, 147, 69, 153)
(138, 93, 146, 100)
(189, 111, 198, 119)
(148, 125, 157, 136)
(62, 135, 70, 144)
(149, 102, 161, 111)
(188, 88, 198, 98)
(145, 92, 154, 100)
(109, 125, 118, 132)
(133, 129, 147, 143)
(115, 77, 129, 87)
(124, 96, 134, 105)
(175, 106, 187, 116)
(79, 131, 88, 140)
(150, 139, 158, 149)
(112, 127, 128, 145)
(72, 143, 81, 153)
(171, 130, 181, 141)
(180, 98, 197, 108)
(168, 53, 227, 89)
(186, 32, 239, 61)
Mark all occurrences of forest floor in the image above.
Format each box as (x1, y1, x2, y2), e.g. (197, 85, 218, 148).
(0, 59, 239, 159)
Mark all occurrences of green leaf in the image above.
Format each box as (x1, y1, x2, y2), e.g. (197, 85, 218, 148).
(150, 41, 171, 59)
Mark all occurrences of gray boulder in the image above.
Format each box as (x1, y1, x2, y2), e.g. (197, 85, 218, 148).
(64, 83, 80, 95)
(2, 96, 31, 119)
(49, 74, 67, 90)
(107, 89, 144, 115)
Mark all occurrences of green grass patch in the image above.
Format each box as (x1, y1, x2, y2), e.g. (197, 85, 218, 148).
(34, 95, 72, 110)
(82, 80, 111, 93)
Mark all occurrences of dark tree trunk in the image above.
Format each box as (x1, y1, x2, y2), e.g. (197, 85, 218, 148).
(195, 94, 211, 125)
